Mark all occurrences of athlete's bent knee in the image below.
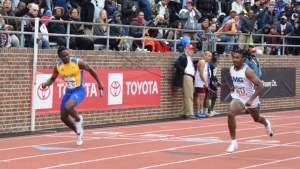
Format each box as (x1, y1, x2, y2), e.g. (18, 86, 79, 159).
(253, 118, 260, 122)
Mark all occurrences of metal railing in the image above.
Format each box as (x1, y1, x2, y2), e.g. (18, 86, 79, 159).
(1, 15, 300, 55)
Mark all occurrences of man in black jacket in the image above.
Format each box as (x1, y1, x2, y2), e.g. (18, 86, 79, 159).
(121, 0, 140, 35)
(174, 44, 198, 120)
(240, 7, 268, 50)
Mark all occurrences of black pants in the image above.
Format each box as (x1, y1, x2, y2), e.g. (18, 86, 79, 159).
(75, 37, 94, 50)
(94, 38, 119, 51)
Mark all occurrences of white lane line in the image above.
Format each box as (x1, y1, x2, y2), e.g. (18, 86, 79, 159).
(0, 109, 297, 142)
(239, 156, 300, 169)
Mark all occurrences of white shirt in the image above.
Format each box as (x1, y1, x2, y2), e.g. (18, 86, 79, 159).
(194, 60, 208, 88)
(184, 54, 195, 76)
(230, 64, 260, 108)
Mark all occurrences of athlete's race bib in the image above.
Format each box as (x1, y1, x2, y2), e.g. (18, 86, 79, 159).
(235, 84, 247, 97)
(65, 78, 76, 89)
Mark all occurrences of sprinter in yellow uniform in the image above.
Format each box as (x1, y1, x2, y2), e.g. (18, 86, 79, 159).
(42, 46, 104, 145)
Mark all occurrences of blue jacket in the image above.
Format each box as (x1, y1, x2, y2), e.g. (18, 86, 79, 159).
(274, 21, 294, 36)
(138, 0, 152, 21)
(245, 57, 262, 78)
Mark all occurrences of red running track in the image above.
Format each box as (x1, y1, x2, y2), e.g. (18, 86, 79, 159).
(0, 110, 300, 169)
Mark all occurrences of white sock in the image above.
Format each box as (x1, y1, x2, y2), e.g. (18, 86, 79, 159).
(204, 108, 208, 113)
(232, 140, 237, 144)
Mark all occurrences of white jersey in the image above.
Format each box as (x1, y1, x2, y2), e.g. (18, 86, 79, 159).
(194, 60, 208, 88)
(230, 64, 259, 108)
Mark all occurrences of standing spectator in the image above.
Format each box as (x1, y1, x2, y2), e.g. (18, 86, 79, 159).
(121, 0, 139, 36)
(138, 0, 152, 25)
(274, 0, 285, 17)
(291, 21, 300, 55)
(104, 0, 117, 20)
(151, 0, 170, 26)
(67, 8, 94, 50)
(174, 43, 198, 119)
(216, 12, 226, 30)
(240, 8, 267, 50)
(216, 0, 231, 16)
(168, 0, 181, 23)
(259, 4, 275, 28)
(260, 0, 268, 7)
(284, 2, 293, 19)
(267, 24, 281, 55)
(274, 15, 294, 55)
(232, 0, 243, 15)
(245, 48, 262, 78)
(240, 0, 252, 17)
(196, 0, 217, 21)
(23, 3, 50, 49)
(251, 0, 264, 15)
(208, 51, 220, 116)
(179, 0, 201, 49)
(80, 0, 94, 29)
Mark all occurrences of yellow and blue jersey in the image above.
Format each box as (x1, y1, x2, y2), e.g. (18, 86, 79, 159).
(57, 57, 84, 90)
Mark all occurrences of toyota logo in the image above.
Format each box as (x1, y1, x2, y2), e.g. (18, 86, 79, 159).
(110, 81, 121, 97)
(37, 84, 51, 100)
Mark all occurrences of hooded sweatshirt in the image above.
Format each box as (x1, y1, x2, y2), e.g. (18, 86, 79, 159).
(254, 24, 270, 43)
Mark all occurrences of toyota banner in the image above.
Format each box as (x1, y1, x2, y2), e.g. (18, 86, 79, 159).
(220, 68, 296, 100)
(33, 69, 161, 114)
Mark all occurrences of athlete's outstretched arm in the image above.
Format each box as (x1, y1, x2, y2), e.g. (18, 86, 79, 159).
(42, 66, 59, 88)
(78, 59, 104, 90)
(245, 67, 264, 102)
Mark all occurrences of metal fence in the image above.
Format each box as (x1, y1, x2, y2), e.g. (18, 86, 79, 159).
(0, 15, 300, 55)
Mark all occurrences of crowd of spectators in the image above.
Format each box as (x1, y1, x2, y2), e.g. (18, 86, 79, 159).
(0, 0, 300, 55)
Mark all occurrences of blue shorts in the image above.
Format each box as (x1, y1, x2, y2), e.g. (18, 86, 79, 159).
(60, 86, 86, 110)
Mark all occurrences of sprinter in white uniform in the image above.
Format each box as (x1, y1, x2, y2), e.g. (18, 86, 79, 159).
(226, 50, 274, 153)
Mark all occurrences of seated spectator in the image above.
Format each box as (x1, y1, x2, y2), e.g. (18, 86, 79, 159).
(109, 11, 125, 51)
(67, 8, 94, 50)
(23, 3, 50, 49)
(217, 15, 239, 55)
(151, 0, 170, 26)
(94, 9, 119, 51)
(48, 7, 75, 49)
(104, 0, 117, 20)
(0, 17, 12, 48)
(163, 20, 183, 52)
(254, 24, 271, 55)
(196, 18, 213, 51)
(143, 28, 155, 52)
(267, 24, 281, 55)
(274, 0, 285, 17)
(216, 12, 226, 30)
(129, 11, 145, 49)
(285, 2, 293, 19)
(0, 0, 30, 47)
(147, 14, 166, 39)
(15, 1, 26, 13)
